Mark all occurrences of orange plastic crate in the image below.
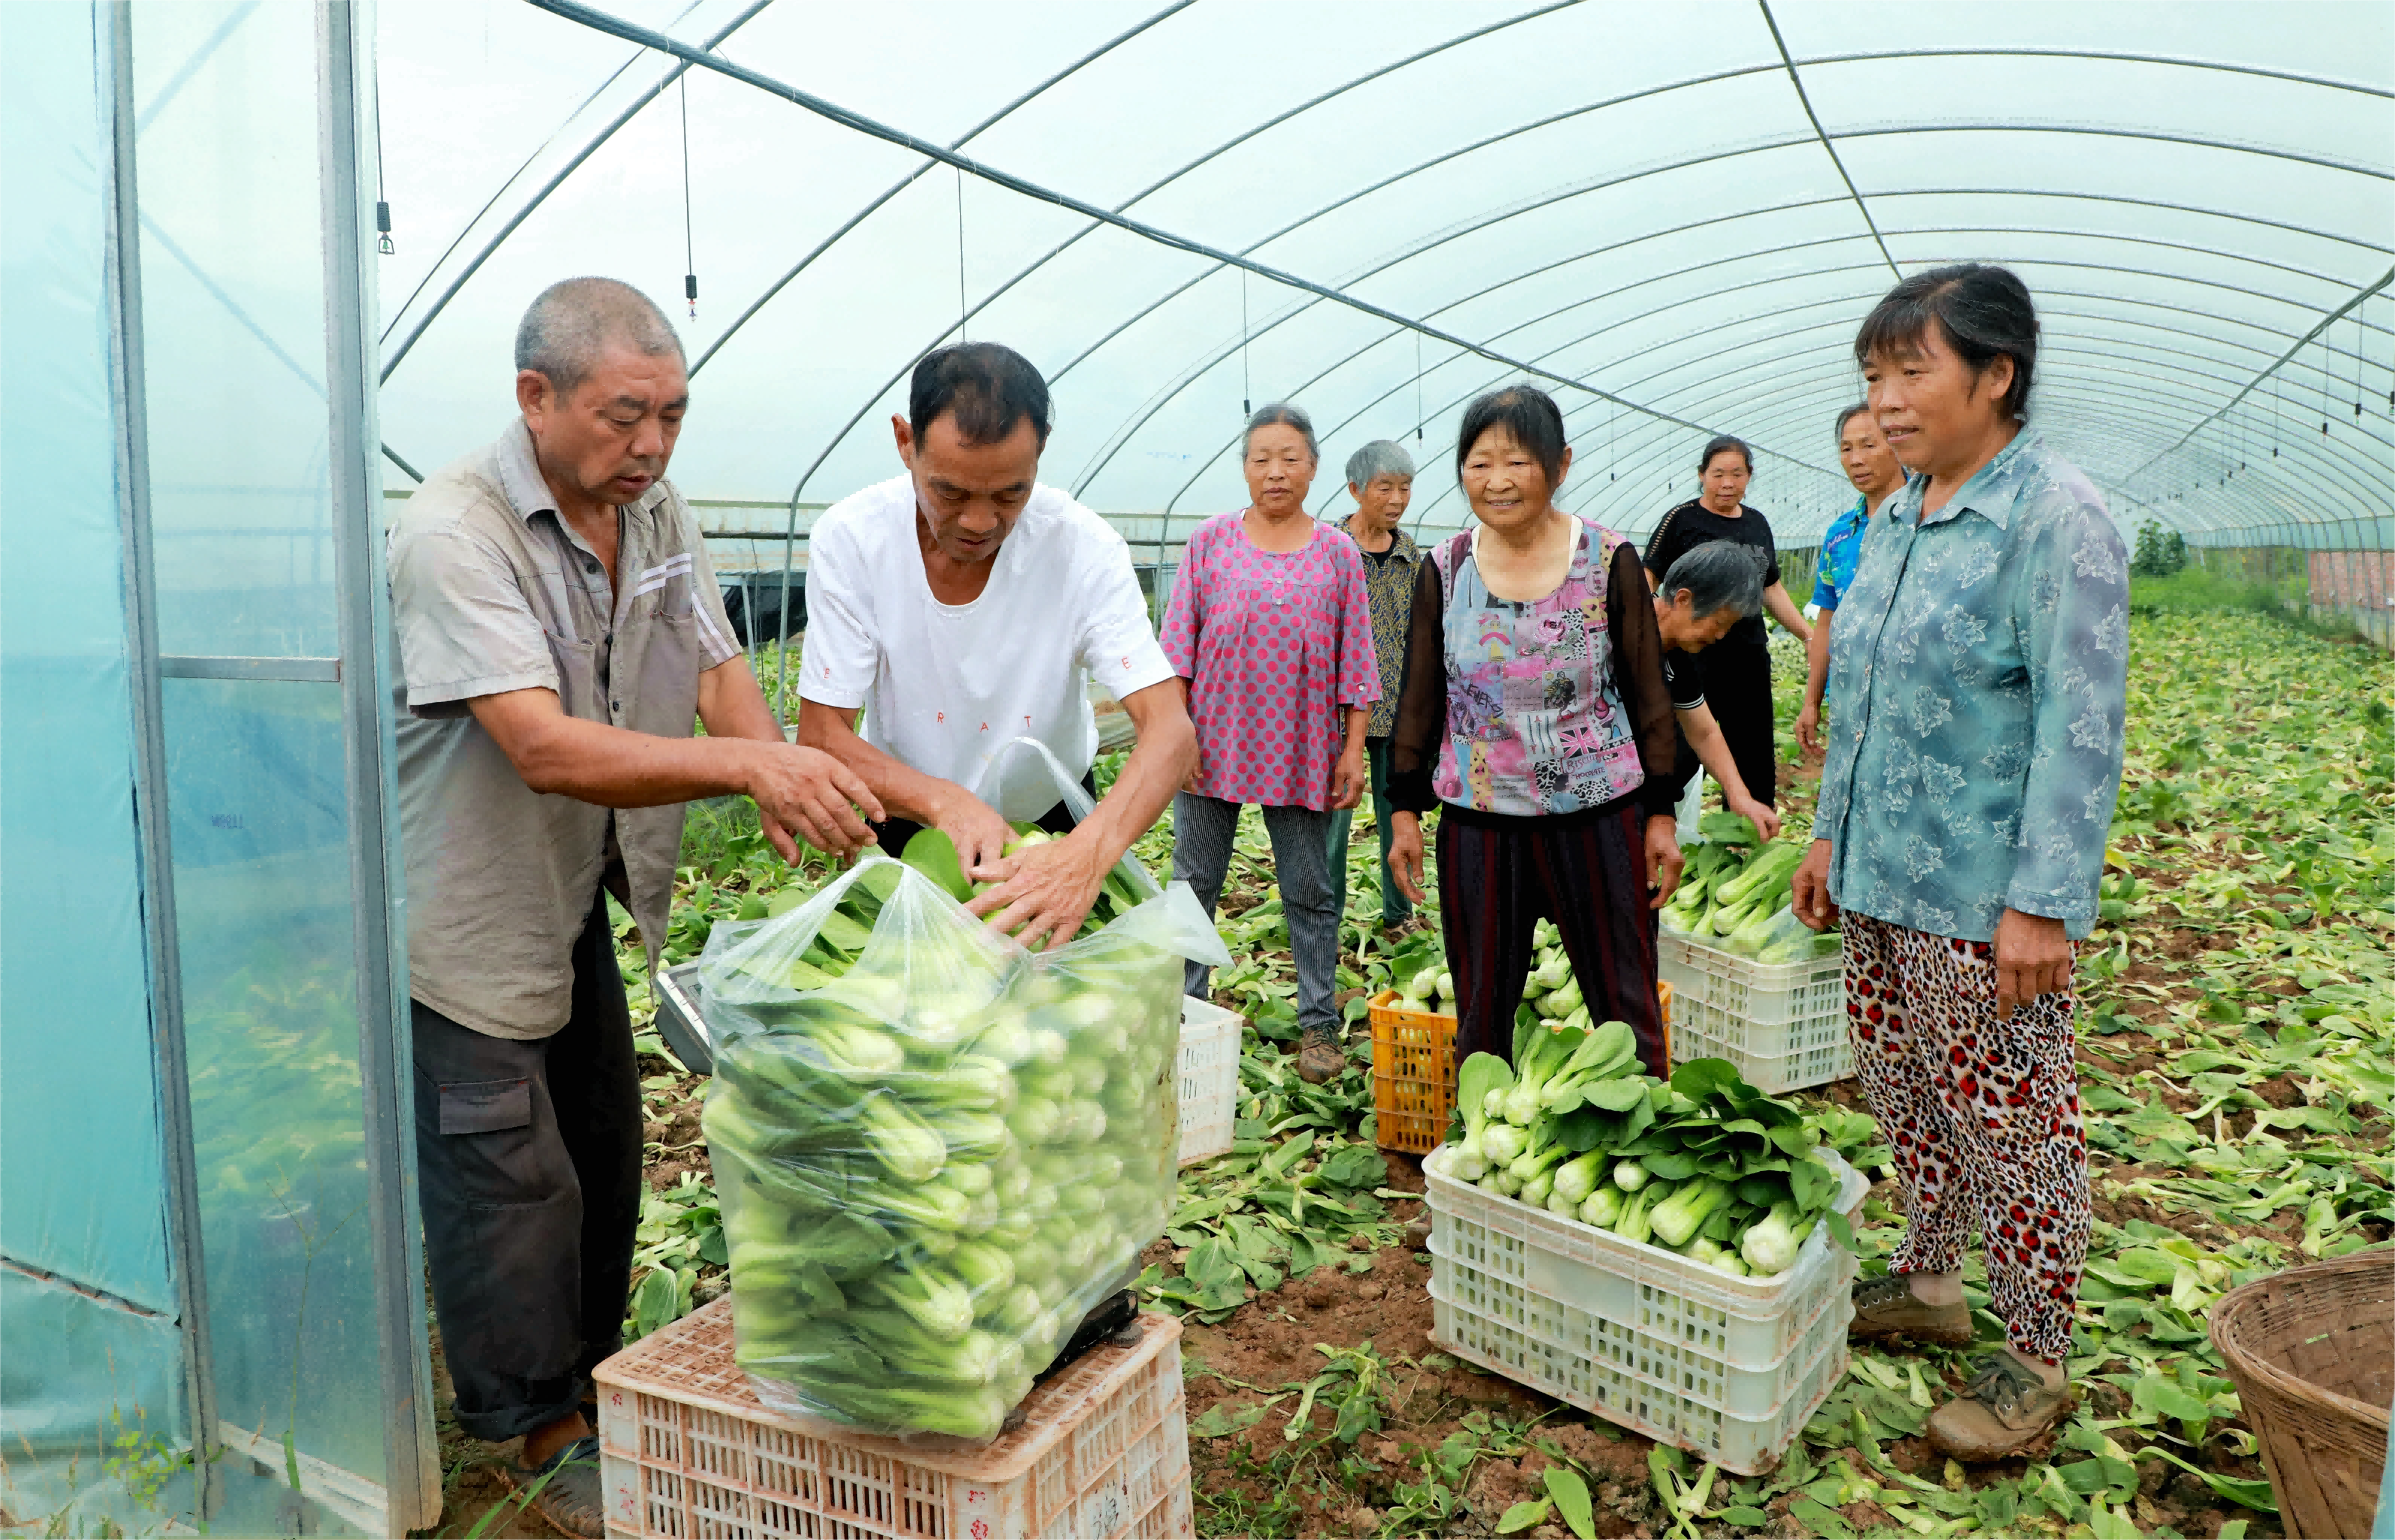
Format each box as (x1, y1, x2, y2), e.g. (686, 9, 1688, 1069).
(1370, 990, 1458, 1153)
(1372, 978, 1675, 1154)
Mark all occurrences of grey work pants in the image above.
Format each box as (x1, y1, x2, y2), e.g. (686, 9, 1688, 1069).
(412, 890, 642, 1442)
(1326, 736, 1411, 928)
(1172, 792, 1340, 1036)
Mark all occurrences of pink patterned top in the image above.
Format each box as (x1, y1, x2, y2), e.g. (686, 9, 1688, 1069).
(1160, 511, 1381, 811)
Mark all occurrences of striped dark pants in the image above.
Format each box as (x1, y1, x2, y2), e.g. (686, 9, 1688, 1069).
(1434, 803, 1668, 1077)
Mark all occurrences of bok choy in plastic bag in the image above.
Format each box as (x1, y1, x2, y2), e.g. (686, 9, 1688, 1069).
(696, 746, 1228, 1441)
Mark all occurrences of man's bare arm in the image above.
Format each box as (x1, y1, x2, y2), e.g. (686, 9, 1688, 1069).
(471, 683, 881, 857)
(1059, 679, 1197, 875)
(696, 652, 786, 745)
(969, 678, 1198, 949)
(796, 696, 1015, 869)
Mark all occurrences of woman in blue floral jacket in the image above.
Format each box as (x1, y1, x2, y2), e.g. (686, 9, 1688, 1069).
(1794, 264, 2129, 1464)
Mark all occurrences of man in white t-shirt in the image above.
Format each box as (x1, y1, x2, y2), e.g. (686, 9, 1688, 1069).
(798, 342, 1198, 948)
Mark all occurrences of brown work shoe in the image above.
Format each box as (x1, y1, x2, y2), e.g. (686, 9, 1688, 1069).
(1849, 1274, 1975, 1345)
(1928, 1353, 2074, 1462)
(1297, 1024, 1346, 1084)
(502, 1432, 605, 1538)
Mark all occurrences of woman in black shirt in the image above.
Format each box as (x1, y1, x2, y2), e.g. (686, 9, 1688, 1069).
(1642, 435, 1813, 808)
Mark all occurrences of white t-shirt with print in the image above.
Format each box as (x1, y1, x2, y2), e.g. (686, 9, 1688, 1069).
(799, 474, 1175, 797)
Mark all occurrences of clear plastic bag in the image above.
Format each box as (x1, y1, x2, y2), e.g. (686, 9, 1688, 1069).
(696, 742, 1226, 1442)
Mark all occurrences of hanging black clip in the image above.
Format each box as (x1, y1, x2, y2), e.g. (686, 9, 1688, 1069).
(686, 272, 698, 318)
(376, 200, 393, 256)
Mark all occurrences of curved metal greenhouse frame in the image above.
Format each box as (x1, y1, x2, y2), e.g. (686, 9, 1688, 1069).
(371, 0, 2393, 592)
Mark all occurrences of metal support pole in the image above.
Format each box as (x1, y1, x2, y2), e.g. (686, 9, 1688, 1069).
(103, 1, 219, 1520)
(317, 1, 439, 1526)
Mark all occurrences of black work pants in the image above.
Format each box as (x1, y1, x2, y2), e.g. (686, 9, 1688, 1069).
(1673, 642, 1777, 808)
(412, 890, 642, 1442)
(1434, 804, 1669, 1079)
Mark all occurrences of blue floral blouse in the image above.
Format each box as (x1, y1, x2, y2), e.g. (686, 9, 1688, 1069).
(1810, 496, 1870, 610)
(1815, 429, 2130, 942)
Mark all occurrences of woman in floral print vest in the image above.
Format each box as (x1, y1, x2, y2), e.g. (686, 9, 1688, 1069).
(1384, 385, 1684, 1078)
(1795, 263, 2129, 1464)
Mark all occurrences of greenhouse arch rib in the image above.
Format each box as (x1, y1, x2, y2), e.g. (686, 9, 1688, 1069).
(492, 1, 2388, 547)
(1056, 129, 2388, 502)
(1089, 220, 2389, 517)
(378, 0, 774, 383)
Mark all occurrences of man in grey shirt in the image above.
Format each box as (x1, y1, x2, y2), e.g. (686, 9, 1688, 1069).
(387, 277, 878, 1535)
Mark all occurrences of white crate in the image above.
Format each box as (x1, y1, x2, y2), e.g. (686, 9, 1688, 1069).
(1669, 994, 1853, 1095)
(1659, 929, 1851, 1093)
(1423, 1145, 1862, 1474)
(596, 1298, 1192, 1540)
(1176, 998, 1242, 1166)
(1431, 1286, 1847, 1476)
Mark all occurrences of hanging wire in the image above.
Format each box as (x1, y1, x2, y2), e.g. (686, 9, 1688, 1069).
(1239, 266, 1251, 420)
(2321, 333, 2332, 436)
(1414, 329, 1423, 442)
(680, 77, 697, 317)
(374, 87, 393, 254)
(2355, 309, 2366, 420)
(954, 165, 968, 342)
(1608, 399, 1616, 481)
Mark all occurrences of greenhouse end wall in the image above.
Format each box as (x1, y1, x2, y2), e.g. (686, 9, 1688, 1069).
(1, 2, 437, 1533)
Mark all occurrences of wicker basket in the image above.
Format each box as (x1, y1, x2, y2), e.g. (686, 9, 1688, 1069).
(2209, 1248, 2394, 1539)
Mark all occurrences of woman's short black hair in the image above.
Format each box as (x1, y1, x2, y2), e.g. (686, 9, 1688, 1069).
(910, 341, 1052, 447)
(1834, 401, 1872, 438)
(1456, 384, 1567, 484)
(1699, 434, 1753, 475)
(1854, 263, 2039, 421)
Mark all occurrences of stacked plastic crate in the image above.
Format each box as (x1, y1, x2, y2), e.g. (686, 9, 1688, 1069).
(595, 1298, 1192, 1539)
(1658, 927, 1850, 1094)
(1424, 1145, 1866, 1474)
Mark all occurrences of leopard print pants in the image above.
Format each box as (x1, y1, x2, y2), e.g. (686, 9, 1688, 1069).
(1842, 913, 2090, 1365)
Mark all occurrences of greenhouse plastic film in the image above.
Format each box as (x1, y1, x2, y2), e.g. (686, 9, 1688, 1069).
(696, 798, 1225, 1444)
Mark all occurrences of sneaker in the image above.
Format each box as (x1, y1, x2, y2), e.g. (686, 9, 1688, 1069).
(502, 1432, 605, 1538)
(1849, 1274, 1975, 1345)
(1297, 1024, 1346, 1084)
(1928, 1353, 2074, 1462)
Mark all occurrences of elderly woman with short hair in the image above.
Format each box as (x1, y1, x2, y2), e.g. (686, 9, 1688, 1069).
(1163, 403, 1378, 1083)
(1328, 438, 1423, 934)
(1651, 541, 1782, 843)
(1644, 435, 1813, 811)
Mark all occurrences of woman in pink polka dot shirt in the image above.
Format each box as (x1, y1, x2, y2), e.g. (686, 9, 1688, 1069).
(1162, 403, 1380, 1084)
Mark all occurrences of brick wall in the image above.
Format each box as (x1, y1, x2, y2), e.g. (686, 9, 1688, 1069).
(2309, 549, 2395, 649)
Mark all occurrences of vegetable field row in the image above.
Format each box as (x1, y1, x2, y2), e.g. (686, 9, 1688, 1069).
(480, 605, 2395, 1540)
